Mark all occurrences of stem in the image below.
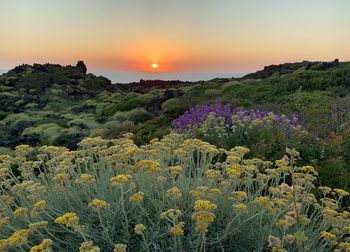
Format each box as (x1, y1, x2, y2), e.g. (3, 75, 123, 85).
(290, 155, 303, 252)
(141, 234, 150, 252)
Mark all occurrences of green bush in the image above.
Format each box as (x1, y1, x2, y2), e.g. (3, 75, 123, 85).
(126, 108, 153, 124)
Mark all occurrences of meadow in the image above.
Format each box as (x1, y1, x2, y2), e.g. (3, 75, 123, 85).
(0, 60, 349, 251)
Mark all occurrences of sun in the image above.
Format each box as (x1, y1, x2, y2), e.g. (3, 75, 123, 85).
(152, 63, 158, 69)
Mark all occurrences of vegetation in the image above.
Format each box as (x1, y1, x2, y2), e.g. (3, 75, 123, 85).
(1, 61, 350, 188)
(0, 136, 349, 251)
(0, 59, 350, 251)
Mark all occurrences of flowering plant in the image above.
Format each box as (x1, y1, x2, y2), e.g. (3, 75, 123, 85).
(0, 135, 348, 251)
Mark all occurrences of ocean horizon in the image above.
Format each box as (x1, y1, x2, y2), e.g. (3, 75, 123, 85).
(89, 71, 249, 83)
(0, 69, 249, 84)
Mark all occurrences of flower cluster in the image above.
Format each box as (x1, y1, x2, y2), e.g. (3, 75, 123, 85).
(88, 199, 110, 211)
(172, 99, 305, 138)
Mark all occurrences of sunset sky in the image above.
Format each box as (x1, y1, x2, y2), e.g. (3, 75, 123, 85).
(1, 0, 349, 72)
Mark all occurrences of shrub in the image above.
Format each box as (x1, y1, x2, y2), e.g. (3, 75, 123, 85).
(171, 99, 318, 172)
(0, 137, 348, 251)
(126, 108, 153, 124)
(21, 123, 63, 144)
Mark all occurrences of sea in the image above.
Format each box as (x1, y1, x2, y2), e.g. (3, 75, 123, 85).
(89, 71, 248, 83)
(0, 69, 248, 84)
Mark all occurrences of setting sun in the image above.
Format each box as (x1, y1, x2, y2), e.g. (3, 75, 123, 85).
(152, 63, 158, 69)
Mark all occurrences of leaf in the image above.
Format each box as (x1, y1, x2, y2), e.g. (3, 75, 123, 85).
(294, 231, 308, 241)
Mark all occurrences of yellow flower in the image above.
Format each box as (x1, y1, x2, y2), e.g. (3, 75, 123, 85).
(233, 203, 248, 213)
(275, 219, 287, 229)
(53, 173, 70, 182)
(14, 207, 29, 218)
(334, 188, 349, 197)
(209, 188, 222, 196)
(136, 160, 162, 172)
(129, 192, 144, 203)
(30, 239, 53, 252)
(7, 229, 33, 246)
(79, 240, 100, 252)
(34, 200, 47, 210)
(75, 174, 96, 184)
(114, 244, 127, 252)
(228, 191, 247, 202)
(0, 217, 10, 228)
(88, 199, 110, 211)
(29, 221, 48, 231)
(167, 166, 182, 176)
(318, 186, 332, 194)
(170, 226, 184, 236)
(321, 231, 336, 240)
(160, 209, 182, 219)
(31, 200, 47, 218)
(206, 170, 222, 180)
(111, 175, 132, 183)
(194, 200, 217, 211)
(54, 212, 80, 228)
(166, 187, 183, 199)
(191, 210, 215, 233)
(134, 224, 146, 235)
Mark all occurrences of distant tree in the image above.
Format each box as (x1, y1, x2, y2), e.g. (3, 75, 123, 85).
(76, 61, 87, 74)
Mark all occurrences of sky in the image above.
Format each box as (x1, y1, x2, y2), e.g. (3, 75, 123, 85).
(0, 0, 349, 72)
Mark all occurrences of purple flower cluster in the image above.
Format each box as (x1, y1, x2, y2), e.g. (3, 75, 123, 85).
(172, 98, 304, 136)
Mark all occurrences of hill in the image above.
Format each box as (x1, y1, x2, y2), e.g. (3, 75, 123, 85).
(1, 59, 350, 189)
(0, 59, 350, 149)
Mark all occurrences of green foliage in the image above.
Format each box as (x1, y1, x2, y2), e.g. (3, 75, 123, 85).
(126, 108, 153, 124)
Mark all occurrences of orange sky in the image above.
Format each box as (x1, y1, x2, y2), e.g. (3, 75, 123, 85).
(0, 0, 350, 72)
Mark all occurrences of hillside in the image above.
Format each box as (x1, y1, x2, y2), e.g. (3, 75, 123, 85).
(1, 60, 350, 189)
(1, 59, 350, 149)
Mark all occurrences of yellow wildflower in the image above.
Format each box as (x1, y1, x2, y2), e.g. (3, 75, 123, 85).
(136, 160, 162, 172)
(166, 187, 183, 199)
(54, 212, 80, 228)
(209, 188, 222, 196)
(194, 200, 217, 211)
(228, 191, 247, 202)
(134, 224, 146, 235)
(88, 199, 110, 211)
(170, 222, 185, 236)
(334, 188, 349, 197)
(167, 166, 182, 176)
(114, 244, 127, 252)
(14, 207, 29, 218)
(7, 229, 33, 246)
(53, 173, 70, 182)
(233, 203, 248, 213)
(160, 209, 182, 219)
(318, 186, 332, 194)
(29, 221, 48, 231)
(30, 239, 53, 252)
(111, 175, 132, 183)
(129, 192, 144, 203)
(321, 231, 336, 240)
(79, 240, 100, 252)
(0, 217, 10, 228)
